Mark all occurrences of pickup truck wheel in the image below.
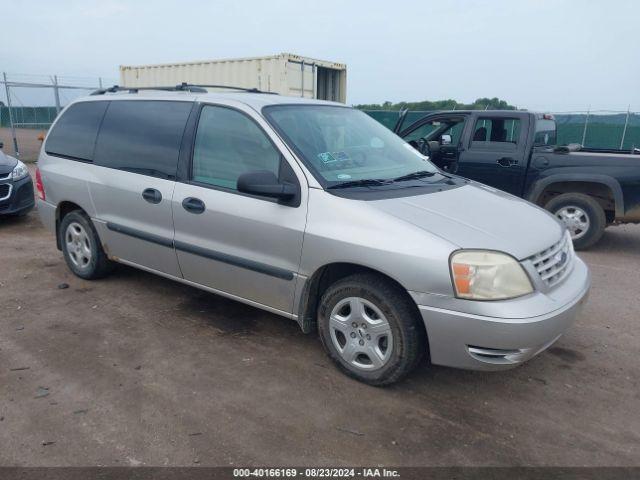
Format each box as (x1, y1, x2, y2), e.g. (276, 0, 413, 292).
(317, 273, 426, 386)
(59, 210, 115, 279)
(546, 193, 606, 250)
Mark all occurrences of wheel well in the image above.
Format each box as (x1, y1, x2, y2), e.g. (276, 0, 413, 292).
(536, 181, 615, 221)
(297, 262, 420, 334)
(55, 201, 86, 250)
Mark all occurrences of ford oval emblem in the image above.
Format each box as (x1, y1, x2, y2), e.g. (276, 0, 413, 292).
(555, 251, 568, 265)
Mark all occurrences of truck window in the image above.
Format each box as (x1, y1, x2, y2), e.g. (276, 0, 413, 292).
(93, 100, 192, 180)
(404, 119, 465, 144)
(472, 117, 521, 144)
(45, 101, 109, 161)
(534, 119, 557, 146)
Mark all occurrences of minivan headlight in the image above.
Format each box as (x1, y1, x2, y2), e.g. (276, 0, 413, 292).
(11, 160, 29, 181)
(450, 250, 533, 300)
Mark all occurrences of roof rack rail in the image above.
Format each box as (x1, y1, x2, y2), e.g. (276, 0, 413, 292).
(186, 84, 278, 94)
(90, 83, 207, 95)
(90, 83, 277, 96)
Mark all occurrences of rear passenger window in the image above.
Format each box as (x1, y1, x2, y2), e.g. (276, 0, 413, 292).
(192, 105, 281, 191)
(45, 101, 108, 161)
(94, 100, 192, 180)
(472, 117, 521, 144)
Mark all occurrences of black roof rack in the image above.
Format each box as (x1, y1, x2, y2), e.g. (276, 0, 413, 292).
(185, 83, 277, 94)
(90, 83, 277, 96)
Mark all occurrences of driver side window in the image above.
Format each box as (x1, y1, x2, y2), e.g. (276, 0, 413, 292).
(404, 119, 464, 144)
(404, 121, 440, 143)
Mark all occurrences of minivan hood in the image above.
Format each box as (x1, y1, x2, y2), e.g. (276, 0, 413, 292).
(370, 183, 564, 260)
(0, 150, 18, 174)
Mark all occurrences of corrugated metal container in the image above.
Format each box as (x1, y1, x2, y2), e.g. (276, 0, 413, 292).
(120, 53, 347, 103)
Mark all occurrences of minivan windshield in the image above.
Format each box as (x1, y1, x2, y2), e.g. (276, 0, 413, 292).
(263, 105, 439, 187)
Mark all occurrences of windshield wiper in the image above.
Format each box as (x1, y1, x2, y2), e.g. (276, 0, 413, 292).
(392, 170, 438, 182)
(327, 178, 393, 189)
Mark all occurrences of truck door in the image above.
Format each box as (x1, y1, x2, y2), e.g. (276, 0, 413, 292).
(456, 115, 530, 195)
(399, 115, 467, 172)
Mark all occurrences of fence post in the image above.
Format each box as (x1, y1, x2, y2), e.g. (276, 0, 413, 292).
(620, 105, 630, 150)
(581, 107, 590, 146)
(53, 75, 61, 114)
(2, 72, 19, 157)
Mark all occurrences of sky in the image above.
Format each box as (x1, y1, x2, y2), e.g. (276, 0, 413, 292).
(1, 0, 639, 111)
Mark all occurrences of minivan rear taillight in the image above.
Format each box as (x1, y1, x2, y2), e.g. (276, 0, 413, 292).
(35, 167, 45, 201)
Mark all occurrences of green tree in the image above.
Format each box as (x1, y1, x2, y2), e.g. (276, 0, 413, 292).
(354, 97, 517, 111)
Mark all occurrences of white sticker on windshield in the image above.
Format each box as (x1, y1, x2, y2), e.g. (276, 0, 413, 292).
(318, 152, 337, 163)
(318, 151, 351, 163)
(337, 174, 352, 180)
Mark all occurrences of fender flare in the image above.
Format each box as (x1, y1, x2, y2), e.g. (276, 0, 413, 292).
(526, 174, 625, 219)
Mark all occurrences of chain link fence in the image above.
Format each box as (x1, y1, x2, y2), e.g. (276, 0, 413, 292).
(0, 73, 117, 161)
(363, 109, 640, 151)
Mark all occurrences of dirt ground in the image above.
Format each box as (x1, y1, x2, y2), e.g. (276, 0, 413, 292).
(0, 173, 639, 467)
(0, 128, 46, 163)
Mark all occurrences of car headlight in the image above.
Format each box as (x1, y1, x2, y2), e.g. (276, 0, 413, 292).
(11, 160, 29, 181)
(450, 250, 533, 300)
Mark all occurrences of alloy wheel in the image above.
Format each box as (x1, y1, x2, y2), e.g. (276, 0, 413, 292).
(556, 206, 590, 240)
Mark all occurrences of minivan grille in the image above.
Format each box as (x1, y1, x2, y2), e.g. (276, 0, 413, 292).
(530, 234, 574, 288)
(0, 183, 11, 200)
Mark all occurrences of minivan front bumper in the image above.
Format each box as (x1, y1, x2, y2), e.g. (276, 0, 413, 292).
(412, 256, 591, 371)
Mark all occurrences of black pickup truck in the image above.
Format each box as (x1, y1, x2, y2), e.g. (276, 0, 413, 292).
(393, 110, 640, 249)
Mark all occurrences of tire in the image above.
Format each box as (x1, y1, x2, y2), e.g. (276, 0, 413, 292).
(545, 193, 606, 250)
(59, 210, 115, 279)
(317, 273, 426, 386)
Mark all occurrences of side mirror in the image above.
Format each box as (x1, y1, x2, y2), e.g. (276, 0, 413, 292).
(237, 170, 296, 200)
(0, 141, 4, 150)
(440, 134, 452, 145)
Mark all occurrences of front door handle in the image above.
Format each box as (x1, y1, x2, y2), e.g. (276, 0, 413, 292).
(497, 157, 518, 167)
(182, 197, 205, 214)
(142, 188, 162, 204)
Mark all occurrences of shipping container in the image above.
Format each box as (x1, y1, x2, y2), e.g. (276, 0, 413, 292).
(119, 53, 347, 103)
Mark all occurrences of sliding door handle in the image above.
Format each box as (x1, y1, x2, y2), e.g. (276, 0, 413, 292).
(182, 197, 205, 214)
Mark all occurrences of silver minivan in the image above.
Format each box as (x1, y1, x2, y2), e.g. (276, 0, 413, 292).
(37, 87, 590, 385)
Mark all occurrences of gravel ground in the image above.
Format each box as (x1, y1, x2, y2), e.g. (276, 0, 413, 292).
(0, 175, 638, 467)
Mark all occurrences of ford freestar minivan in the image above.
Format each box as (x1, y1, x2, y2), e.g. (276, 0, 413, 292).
(37, 87, 591, 385)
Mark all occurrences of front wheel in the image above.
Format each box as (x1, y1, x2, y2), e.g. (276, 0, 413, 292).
(545, 193, 606, 250)
(318, 273, 426, 386)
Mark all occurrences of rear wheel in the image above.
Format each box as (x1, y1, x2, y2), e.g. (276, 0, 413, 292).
(318, 273, 426, 386)
(545, 193, 606, 250)
(59, 210, 114, 279)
